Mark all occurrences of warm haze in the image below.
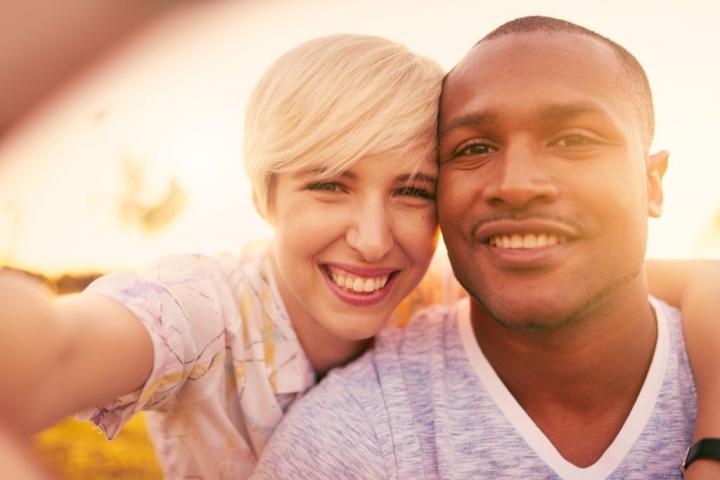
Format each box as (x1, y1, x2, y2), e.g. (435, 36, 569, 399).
(1, 0, 718, 276)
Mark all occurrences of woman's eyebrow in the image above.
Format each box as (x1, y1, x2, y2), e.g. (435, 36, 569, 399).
(293, 170, 436, 185)
(396, 172, 437, 186)
(293, 167, 339, 179)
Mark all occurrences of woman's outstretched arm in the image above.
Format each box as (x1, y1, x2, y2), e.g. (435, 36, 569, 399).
(0, 270, 153, 434)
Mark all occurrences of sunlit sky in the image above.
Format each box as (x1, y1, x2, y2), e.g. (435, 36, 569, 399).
(1, 0, 719, 276)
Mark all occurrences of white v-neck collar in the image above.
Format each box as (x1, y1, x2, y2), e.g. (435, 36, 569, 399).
(457, 297, 669, 480)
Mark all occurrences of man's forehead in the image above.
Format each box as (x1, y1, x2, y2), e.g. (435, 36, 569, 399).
(452, 31, 620, 85)
(441, 31, 627, 116)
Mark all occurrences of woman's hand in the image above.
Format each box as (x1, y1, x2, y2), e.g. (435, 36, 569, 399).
(0, 270, 153, 433)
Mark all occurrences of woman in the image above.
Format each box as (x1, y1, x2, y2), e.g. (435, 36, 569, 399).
(0, 34, 718, 479)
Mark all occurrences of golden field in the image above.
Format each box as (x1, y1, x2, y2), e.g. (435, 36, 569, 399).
(36, 416, 161, 479)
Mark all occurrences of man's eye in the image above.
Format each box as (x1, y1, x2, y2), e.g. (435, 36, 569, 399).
(396, 186, 436, 201)
(454, 142, 496, 157)
(307, 182, 341, 192)
(551, 134, 595, 147)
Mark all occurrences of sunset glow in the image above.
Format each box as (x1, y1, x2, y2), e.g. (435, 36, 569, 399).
(1, 0, 718, 276)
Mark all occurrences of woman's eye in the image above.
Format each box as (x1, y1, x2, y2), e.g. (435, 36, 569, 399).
(307, 182, 341, 192)
(396, 186, 436, 201)
(454, 142, 496, 157)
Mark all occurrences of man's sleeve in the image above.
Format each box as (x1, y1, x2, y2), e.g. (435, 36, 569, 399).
(252, 373, 388, 479)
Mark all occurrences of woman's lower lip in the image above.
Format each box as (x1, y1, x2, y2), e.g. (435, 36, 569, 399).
(321, 270, 396, 306)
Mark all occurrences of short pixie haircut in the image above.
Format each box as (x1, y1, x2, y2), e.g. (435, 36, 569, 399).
(244, 34, 444, 219)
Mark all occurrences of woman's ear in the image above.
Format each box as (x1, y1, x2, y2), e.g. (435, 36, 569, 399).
(647, 150, 669, 218)
(253, 186, 277, 224)
(252, 190, 268, 221)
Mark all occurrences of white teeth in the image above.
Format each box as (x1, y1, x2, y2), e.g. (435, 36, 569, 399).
(327, 267, 391, 294)
(523, 235, 537, 248)
(489, 233, 568, 250)
(352, 278, 364, 292)
(537, 234, 547, 247)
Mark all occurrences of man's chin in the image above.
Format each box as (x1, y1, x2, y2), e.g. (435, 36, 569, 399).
(492, 314, 568, 333)
(473, 297, 580, 333)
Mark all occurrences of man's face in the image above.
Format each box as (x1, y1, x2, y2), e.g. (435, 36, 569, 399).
(437, 31, 666, 330)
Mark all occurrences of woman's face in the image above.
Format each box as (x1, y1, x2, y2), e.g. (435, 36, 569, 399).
(269, 144, 439, 341)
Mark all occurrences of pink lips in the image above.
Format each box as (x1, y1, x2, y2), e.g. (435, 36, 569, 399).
(326, 263, 397, 277)
(320, 263, 398, 306)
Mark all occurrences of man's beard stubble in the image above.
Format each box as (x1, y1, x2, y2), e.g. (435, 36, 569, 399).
(458, 266, 644, 334)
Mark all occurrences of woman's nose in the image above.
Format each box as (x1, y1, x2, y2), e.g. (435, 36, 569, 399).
(345, 201, 394, 262)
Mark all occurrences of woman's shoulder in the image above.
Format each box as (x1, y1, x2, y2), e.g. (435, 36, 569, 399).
(96, 244, 271, 297)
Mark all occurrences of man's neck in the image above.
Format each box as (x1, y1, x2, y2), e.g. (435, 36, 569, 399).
(470, 284, 658, 466)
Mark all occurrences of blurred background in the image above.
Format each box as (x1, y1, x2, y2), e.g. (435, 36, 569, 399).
(1, 0, 718, 478)
(1, 0, 719, 281)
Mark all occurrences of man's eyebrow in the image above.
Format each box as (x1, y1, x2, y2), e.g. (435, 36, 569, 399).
(396, 172, 437, 186)
(439, 103, 616, 138)
(539, 103, 614, 123)
(439, 112, 497, 138)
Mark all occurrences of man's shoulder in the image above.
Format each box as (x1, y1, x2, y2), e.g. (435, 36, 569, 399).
(265, 301, 463, 441)
(254, 352, 390, 478)
(320, 350, 380, 395)
(287, 302, 462, 423)
(373, 301, 461, 359)
(379, 301, 457, 339)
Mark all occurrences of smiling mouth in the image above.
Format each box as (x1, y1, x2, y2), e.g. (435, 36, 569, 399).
(488, 233, 568, 249)
(323, 266, 395, 294)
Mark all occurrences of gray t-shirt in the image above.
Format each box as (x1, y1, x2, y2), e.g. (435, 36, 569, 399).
(253, 297, 696, 479)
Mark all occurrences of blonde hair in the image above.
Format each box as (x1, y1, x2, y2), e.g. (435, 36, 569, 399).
(244, 34, 444, 218)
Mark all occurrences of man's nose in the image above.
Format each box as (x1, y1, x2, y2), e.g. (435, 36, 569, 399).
(481, 141, 559, 209)
(345, 199, 394, 262)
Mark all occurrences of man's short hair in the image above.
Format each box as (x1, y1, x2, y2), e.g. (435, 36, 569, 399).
(476, 16, 654, 149)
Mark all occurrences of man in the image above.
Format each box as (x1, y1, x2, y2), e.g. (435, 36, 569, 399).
(257, 16, 693, 479)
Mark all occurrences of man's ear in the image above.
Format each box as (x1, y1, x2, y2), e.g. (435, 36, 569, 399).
(647, 150, 669, 218)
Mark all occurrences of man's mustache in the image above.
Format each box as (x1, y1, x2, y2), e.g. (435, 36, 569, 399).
(469, 211, 589, 242)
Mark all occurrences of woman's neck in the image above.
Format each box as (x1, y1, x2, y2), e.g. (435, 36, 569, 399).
(269, 256, 372, 376)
